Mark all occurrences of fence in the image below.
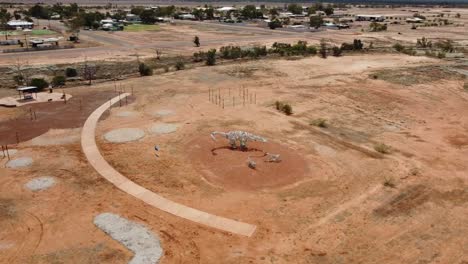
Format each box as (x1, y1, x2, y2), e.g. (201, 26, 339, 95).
(2, 44, 74, 53)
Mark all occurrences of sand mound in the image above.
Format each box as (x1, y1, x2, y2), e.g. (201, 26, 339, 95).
(25, 177, 56, 191)
(185, 135, 310, 191)
(94, 213, 163, 264)
(153, 109, 174, 117)
(6, 157, 33, 169)
(30, 128, 80, 146)
(104, 128, 145, 143)
(149, 123, 178, 135)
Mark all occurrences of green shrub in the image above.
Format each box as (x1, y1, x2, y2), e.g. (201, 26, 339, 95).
(393, 43, 405, 52)
(374, 143, 391, 154)
(282, 104, 293, 115)
(175, 61, 185, 70)
(332, 46, 342, 56)
(51, 75, 66, 87)
(310, 118, 327, 128)
(275, 100, 283, 110)
(65, 67, 78, 77)
(138, 63, 153, 76)
(206, 49, 216, 66)
(29, 78, 49, 90)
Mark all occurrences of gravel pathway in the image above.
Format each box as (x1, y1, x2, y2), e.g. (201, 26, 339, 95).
(94, 213, 163, 264)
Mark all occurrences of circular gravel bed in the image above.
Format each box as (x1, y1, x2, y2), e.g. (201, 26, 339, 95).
(25, 177, 56, 191)
(116, 111, 137, 117)
(153, 109, 174, 117)
(104, 128, 145, 143)
(150, 123, 178, 135)
(6, 157, 33, 169)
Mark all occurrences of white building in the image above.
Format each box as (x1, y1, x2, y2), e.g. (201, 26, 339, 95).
(7, 20, 34, 30)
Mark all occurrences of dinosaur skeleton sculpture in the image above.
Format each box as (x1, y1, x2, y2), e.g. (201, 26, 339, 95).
(211, 131, 267, 149)
(265, 153, 281, 163)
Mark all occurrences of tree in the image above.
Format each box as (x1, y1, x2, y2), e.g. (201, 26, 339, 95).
(332, 46, 342, 56)
(138, 63, 153, 76)
(319, 39, 327, 58)
(324, 5, 334, 16)
(287, 4, 303, 15)
(192, 8, 204, 20)
(140, 9, 156, 24)
(268, 19, 282, 30)
(29, 4, 50, 19)
(82, 60, 98, 85)
(241, 5, 262, 19)
(310, 15, 323, 29)
(193, 36, 200, 47)
(206, 49, 216, 66)
(0, 8, 12, 40)
(65, 16, 84, 40)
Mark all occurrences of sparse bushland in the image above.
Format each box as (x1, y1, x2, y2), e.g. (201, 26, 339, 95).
(374, 143, 392, 154)
(341, 39, 364, 51)
(310, 118, 328, 128)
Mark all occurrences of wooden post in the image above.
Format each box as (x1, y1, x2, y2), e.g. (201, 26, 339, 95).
(15, 131, 19, 144)
(33, 111, 37, 120)
(222, 98, 224, 109)
(125, 95, 128, 106)
(29, 108, 33, 120)
(119, 92, 122, 107)
(1, 145, 4, 158)
(5, 145, 9, 160)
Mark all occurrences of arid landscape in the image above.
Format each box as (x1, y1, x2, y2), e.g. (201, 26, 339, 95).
(1, 2, 468, 264)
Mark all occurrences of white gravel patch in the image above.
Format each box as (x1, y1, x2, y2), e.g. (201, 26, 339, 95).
(6, 157, 33, 169)
(94, 213, 163, 264)
(25, 177, 56, 191)
(149, 123, 178, 135)
(104, 128, 145, 143)
(116, 111, 137, 117)
(1, 149, 17, 158)
(153, 109, 174, 117)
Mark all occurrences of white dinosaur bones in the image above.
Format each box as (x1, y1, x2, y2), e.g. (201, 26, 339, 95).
(211, 131, 267, 149)
(265, 153, 281, 163)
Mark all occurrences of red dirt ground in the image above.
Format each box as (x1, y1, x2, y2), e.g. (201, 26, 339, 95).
(0, 91, 133, 145)
(186, 135, 311, 191)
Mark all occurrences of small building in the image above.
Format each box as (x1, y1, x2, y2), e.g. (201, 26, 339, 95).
(17, 86, 38, 100)
(355, 14, 385, 22)
(217, 7, 237, 12)
(125, 14, 141, 23)
(7, 20, 34, 30)
(406, 17, 424, 23)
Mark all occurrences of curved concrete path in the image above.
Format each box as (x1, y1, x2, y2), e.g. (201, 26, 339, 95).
(81, 93, 256, 237)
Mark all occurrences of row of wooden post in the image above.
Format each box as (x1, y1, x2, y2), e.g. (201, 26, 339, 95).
(209, 87, 256, 108)
(1, 145, 11, 160)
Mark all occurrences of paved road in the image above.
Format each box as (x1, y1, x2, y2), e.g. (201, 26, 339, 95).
(81, 93, 257, 237)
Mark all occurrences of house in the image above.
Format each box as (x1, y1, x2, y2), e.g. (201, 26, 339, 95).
(7, 20, 34, 30)
(406, 17, 424, 23)
(125, 14, 141, 23)
(355, 14, 385, 22)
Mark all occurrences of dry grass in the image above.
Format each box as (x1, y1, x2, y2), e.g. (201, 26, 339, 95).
(374, 143, 392, 154)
